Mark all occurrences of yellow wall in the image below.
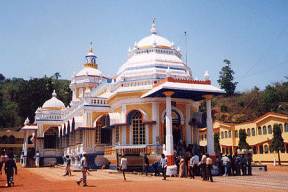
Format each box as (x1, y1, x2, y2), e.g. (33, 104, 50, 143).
(200, 113, 288, 162)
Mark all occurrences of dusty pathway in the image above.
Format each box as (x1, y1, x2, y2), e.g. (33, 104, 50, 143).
(0, 165, 287, 192)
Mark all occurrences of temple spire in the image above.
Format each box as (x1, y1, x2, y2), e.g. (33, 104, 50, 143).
(150, 17, 157, 34)
(85, 42, 97, 68)
(89, 41, 93, 53)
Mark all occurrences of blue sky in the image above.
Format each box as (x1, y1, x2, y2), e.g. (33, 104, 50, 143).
(0, 0, 288, 91)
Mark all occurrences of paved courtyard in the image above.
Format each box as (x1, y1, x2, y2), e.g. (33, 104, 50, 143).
(0, 165, 287, 192)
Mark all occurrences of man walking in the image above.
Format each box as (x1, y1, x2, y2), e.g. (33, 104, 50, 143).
(63, 155, 72, 176)
(4, 153, 17, 187)
(205, 154, 213, 182)
(76, 152, 88, 187)
(120, 155, 128, 181)
(189, 153, 199, 179)
(144, 154, 149, 176)
(160, 154, 167, 180)
(200, 153, 207, 180)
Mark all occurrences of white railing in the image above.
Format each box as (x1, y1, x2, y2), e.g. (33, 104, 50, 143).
(36, 111, 64, 121)
(89, 97, 108, 105)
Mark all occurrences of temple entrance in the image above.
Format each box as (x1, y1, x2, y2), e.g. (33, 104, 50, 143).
(44, 127, 58, 149)
(164, 110, 182, 145)
(95, 114, 112, 145)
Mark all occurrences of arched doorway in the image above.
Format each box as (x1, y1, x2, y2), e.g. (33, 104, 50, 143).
(164, 110, 182, 145)
(44, 127, 59, 149)
(95, 115, 112, 145)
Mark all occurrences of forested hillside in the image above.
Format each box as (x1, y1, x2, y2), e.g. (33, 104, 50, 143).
(0, 71, 287, 128)
(0, 73, 72, 128)
(213, 80, 288, 123)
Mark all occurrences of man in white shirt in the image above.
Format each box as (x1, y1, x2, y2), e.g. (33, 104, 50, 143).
(221, 155, 230, 176)
(120, 155, 128, 181)
(189, 153, 199, 179)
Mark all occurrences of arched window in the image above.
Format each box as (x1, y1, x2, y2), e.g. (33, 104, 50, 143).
(221, 131, 224, 139)
(28, 135, 33, 144)
(259, 145, 263, 154)
(228, 130, 232, 138)
(8, 135, 15, 144)
(1, 135, 8, 144)
(258, 127, 262, 135)
(235, 130, 238, 138)
(44, 127, 58, 149)
(253, 146, 257, 154)
(268, 125, 272, 134)
(285, 123, 288, 132)
(279, 124, 283, 133)
(264, 145, 269, 154)
(224, 131, 228, 138)
(263, 126, 267, 135)
(247, 128, 251, 136)
(252, 128, 256, 136)
(128, 110, 145, 144)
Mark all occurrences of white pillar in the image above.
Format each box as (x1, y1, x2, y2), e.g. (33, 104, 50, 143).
(152, 102, 159, 144)
(185, 104, 191, 145)
(165, 95, 173, 155)
(22, 131, 28, 167)
(163, 91, 177, 176)
(121, 104, 126, 145)
(206, 96, 214, 155)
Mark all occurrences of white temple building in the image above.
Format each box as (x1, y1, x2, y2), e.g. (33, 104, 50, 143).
(21, 20, 224, 174)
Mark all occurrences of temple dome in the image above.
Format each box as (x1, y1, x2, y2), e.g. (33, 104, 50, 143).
(116, 19, 192, 82)
(76, 66, 103, 77)
(136, 34, 172, 49)
(42, 90, 65, 110)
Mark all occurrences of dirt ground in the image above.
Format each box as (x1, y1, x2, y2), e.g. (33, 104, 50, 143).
(0, 165, 287, 192)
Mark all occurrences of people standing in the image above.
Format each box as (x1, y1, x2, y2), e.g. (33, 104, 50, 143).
(221, 155, 230, 176)
(120, 155, 128, 181)
(241, 154, 247, 176)
(189, 153, 199, 179)
(4, 153, 17, 187)
(205, 154, 213, 182)
(144, 154, 149, 176)
(76, 152, 88, 187)
(160, 154, 167, 180)
(200, 153, 207, 180)
(179, 157, 185, 177)
(64, 155, 72, 176)
(247, 153, 252, 176)
(235, 155, 241, 176)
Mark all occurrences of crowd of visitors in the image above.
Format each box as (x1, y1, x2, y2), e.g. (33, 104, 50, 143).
(140, 143, 253, 181)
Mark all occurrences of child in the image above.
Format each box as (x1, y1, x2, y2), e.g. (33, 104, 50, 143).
(5, 153, 17, 187)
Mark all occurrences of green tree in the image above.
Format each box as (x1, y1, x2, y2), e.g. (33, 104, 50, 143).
(238, 129, 250, 150)
(270, 124, 285, 165)
(214, 133, 221, 154)
(0, 73, 5, 82)
(217, 59, 238, 96)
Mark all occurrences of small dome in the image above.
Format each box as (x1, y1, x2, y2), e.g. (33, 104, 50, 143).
(136, 34, 172, 49)
(76, 66, 103, 77)
(42, 90, 65, 110)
